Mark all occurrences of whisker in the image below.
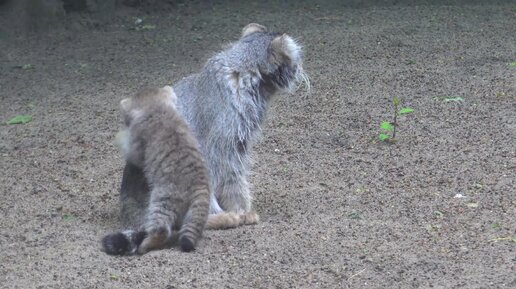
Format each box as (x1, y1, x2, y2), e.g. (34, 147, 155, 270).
(289, 69, 310, 93)
(299, 70, 311, 92)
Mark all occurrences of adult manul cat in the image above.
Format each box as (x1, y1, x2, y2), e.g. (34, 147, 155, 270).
(120, 23, 308, 229)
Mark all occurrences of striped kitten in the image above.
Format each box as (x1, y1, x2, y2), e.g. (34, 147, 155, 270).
(103, 86, 210, 254)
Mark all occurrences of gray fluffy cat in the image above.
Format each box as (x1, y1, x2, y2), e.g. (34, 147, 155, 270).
(120, 23, 309, 230)
(103, 86, 210, 254)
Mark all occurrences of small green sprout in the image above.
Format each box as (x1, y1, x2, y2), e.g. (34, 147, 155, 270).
(489, 236, 516, 243)
(6, 115, 33, 125)
(110, 273, 120, 281)
(348, 212, 361, 220)
(379, 96, 415, 142)
(62, 214, 76, 221)
(434, 211, 444, 218)
(13, 64, 34, 70)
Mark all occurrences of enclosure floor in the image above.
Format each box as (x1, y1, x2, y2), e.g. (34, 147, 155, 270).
(1, 1, 514, 288)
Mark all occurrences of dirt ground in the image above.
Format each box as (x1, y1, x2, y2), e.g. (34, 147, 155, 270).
(1, 1, 515, 288)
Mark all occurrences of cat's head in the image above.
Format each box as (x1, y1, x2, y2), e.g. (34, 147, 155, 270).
(120, 86, 177, 126)
(226, 23, 309, 94)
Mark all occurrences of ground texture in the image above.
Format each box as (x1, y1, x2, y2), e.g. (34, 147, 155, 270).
(1, 1, 515, 288)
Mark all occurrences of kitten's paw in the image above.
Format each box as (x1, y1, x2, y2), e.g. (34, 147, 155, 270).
(179, 235, 196, 252)
(137, 227, 169, 255)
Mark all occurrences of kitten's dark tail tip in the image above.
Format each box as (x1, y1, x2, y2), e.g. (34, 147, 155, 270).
(102, 232, 131, 255)
(179, 236, 196, 252)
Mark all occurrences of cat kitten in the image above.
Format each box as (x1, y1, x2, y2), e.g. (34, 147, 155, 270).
(120, 23, 308, 228)
(103, 86, 210, 254)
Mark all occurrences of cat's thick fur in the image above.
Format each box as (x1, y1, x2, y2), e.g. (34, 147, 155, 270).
(103, 86, 210, 255)
(120, 23, 308, 228)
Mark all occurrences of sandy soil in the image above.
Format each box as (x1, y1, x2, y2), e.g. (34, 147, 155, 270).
(1, 1, 515, 288)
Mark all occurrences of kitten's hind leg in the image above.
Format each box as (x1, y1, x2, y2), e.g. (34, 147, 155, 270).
(137, 188, 177, 255)
(179, 194, 209, 252)
(120, 162, 150, 228)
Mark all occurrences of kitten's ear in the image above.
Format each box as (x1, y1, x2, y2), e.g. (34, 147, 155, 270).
(270, 34, 301, 64)
(162, 85, 176, 99)
(162, 85, 177, 107)
(120, 98, 131, 112)
(242, 23, 266, 37)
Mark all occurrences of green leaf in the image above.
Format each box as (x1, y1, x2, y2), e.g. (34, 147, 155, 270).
(489, 236, 516, 243)
(380, 121, 394, 131)
(443, 97, 464, 102)
(399, 107, 414, 115)
(392, 96, 401, 106)
(379, 133, 391, 141)
(6, 115, 32, 125)
(508, 62, 516, 67)
(63, 214, 76, 221)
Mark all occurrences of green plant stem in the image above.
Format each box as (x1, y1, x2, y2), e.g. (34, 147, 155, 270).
(392, 104, 398, 139)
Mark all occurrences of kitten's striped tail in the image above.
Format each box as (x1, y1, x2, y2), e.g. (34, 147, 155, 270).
(205, 211, 260, 230)
(101, 230, 146, 256)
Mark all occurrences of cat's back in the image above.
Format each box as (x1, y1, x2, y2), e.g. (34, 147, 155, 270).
(173, 73, 224, 146)
(143, 106, 208, 187)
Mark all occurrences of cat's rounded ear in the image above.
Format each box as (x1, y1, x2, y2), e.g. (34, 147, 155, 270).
(242, 23, 266, 37)
(162, 85, 175, 96)
(162, 85, 177, 107)
(120, 98, 131, 112)
(269, 34, 302, 65)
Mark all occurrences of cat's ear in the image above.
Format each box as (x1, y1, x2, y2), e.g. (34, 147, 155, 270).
(242, 23, 266, 37)
(120, 98, 131, 112)
(162, 85, 174, 96)
(270, 34, 301, 65)
(162, 85, 177, 108)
